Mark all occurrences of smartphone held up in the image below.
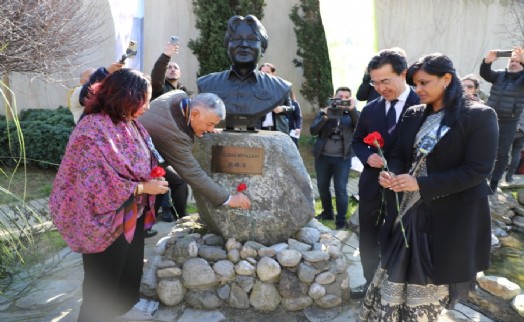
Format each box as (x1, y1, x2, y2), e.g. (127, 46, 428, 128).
(170, 36, 180, 45)
(496, 50, 513, 58)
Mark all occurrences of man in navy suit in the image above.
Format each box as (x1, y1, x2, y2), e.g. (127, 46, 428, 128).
(350, 48, 420, 298)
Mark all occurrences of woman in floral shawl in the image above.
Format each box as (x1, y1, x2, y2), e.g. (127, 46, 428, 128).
(49, 68, 169, 322)
(358, 54, 498, 321)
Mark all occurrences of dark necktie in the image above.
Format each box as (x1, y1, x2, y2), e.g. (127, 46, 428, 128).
(387, 99, 399, 134)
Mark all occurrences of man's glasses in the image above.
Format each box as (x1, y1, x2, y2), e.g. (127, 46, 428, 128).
(463, 84, 475, 89)
(369, 79, 392, 87)
(229, 36, 261, 46)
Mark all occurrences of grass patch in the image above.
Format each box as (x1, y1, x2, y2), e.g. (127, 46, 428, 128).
(0, 167, 56, 203)
(297, 135, 316, 178)
(187, 203, 198, 214)
(315, 197, 358, 230)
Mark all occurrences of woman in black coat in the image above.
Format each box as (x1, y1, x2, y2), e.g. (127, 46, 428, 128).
(358, 53, 498, 321)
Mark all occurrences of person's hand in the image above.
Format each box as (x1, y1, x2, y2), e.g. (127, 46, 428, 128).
(345, 98, 356, 110)
(367, 153, 385, 168)
(465, 93, 480, 102)
(228, 193, 251, 209)
(273, 106, 284, 114)
(515, 47, 524, 64)
(320, 107, 328, 114)
(388, 174, 419, 192)
(142, 179, 169, 195)
(163, 43, 180, 57)
(294, 128, 301, 136)
(378, 171, 395, 188)
(107, 62, 124, 74)
(484, 50, 498, 64)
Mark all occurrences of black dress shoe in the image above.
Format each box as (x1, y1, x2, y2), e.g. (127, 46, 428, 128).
(145, 229, 158, 238)
(315, 211, 334, 220)
(161, 207, 175, 222)
(350, 283, 370, 299)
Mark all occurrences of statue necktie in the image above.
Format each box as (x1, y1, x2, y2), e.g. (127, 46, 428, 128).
(387, 99, 399, 134)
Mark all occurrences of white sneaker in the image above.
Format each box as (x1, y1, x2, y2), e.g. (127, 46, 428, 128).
(116, 298, 159, 321)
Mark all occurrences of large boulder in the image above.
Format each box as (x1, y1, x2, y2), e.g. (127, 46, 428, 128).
(193, 131, 315, 245)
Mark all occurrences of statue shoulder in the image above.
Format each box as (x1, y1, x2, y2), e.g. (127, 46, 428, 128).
(197, 71, 229, 89)
(257, 72, 292, 93)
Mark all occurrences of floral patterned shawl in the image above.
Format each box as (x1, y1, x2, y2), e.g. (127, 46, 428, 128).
(49, 113, 156, 253)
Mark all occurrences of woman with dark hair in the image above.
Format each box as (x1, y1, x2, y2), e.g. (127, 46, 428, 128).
(49, 68, 168, 322)
(358, 54, 498, 321)
(461, 73, 485, 103)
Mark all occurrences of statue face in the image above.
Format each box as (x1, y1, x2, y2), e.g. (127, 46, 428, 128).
(227, 22, 261, 67)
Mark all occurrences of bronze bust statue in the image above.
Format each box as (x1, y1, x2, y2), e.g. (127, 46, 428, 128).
(197, 15, 292, 130)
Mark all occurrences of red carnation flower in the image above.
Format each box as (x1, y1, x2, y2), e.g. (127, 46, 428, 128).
(363, 131, 384, 148)
(150, 166, 166, 179)
(237, 182, 247, 193)
(362, 131, 408, 248)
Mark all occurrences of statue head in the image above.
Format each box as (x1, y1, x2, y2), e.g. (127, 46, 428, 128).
(224, 15, 268, 69)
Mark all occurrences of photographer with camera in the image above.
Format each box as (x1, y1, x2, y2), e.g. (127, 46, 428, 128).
(480, 47, 524, 192)
(310, 87, 359, 230)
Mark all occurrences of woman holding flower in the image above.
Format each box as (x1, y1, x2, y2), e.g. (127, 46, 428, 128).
(358, 54, 498, 321)
(49, 69, 168, 322)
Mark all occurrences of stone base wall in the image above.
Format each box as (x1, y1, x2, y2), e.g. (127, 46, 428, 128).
(141, 215, 350, 312)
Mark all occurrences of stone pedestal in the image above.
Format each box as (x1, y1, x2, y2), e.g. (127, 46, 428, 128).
(148, 216, 350, 312)
(192, 131, 315, 245)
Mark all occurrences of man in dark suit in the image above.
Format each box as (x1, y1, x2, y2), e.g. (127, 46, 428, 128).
(350, 48, 419, 298)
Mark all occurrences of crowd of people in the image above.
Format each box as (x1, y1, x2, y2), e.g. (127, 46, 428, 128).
(312, 47, 523, 321)
(53, 10, 524, 321)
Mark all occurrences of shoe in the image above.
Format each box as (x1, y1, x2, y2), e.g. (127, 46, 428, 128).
(145, 229, 158, 238)
(346, 220, 360, 235)
(350, 283, 370, 299)
(506, 175, 514, 183)
(161, 206, 175, 222)
(315, 211, 334, 220)
(489, 179, 499, 194)
(116, 298, 159, 321)
(336, 222, 348, 230)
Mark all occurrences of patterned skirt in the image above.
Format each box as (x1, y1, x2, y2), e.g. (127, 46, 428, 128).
(358, 200, 449, 322)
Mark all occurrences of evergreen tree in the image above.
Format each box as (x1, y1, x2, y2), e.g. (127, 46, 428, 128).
(188, 0, 265, 77)
(290, 0, 333, 107)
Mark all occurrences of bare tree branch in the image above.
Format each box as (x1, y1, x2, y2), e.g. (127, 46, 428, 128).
(504, 0, 524, 46)
(0, 0, 107, 81)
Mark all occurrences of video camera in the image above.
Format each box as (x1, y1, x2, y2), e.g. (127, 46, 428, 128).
(326, 98, 352, 119)
(328, 98, 352, 108)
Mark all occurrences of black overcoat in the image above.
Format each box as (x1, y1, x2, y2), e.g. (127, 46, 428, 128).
(386, 103, 498, 284)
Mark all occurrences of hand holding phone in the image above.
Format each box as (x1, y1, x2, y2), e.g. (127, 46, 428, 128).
(170, 36, 180, 45)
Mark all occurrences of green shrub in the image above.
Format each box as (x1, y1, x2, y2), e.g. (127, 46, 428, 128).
(290, 0, 333, 108)
(0, 107, 74, 168)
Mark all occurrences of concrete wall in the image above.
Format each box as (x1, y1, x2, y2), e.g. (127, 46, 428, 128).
(0, 0, 518, 116)
(374, 0, 515, 95)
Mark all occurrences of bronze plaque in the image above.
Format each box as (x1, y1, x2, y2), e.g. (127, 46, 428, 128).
(211, 146, 264, 174)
